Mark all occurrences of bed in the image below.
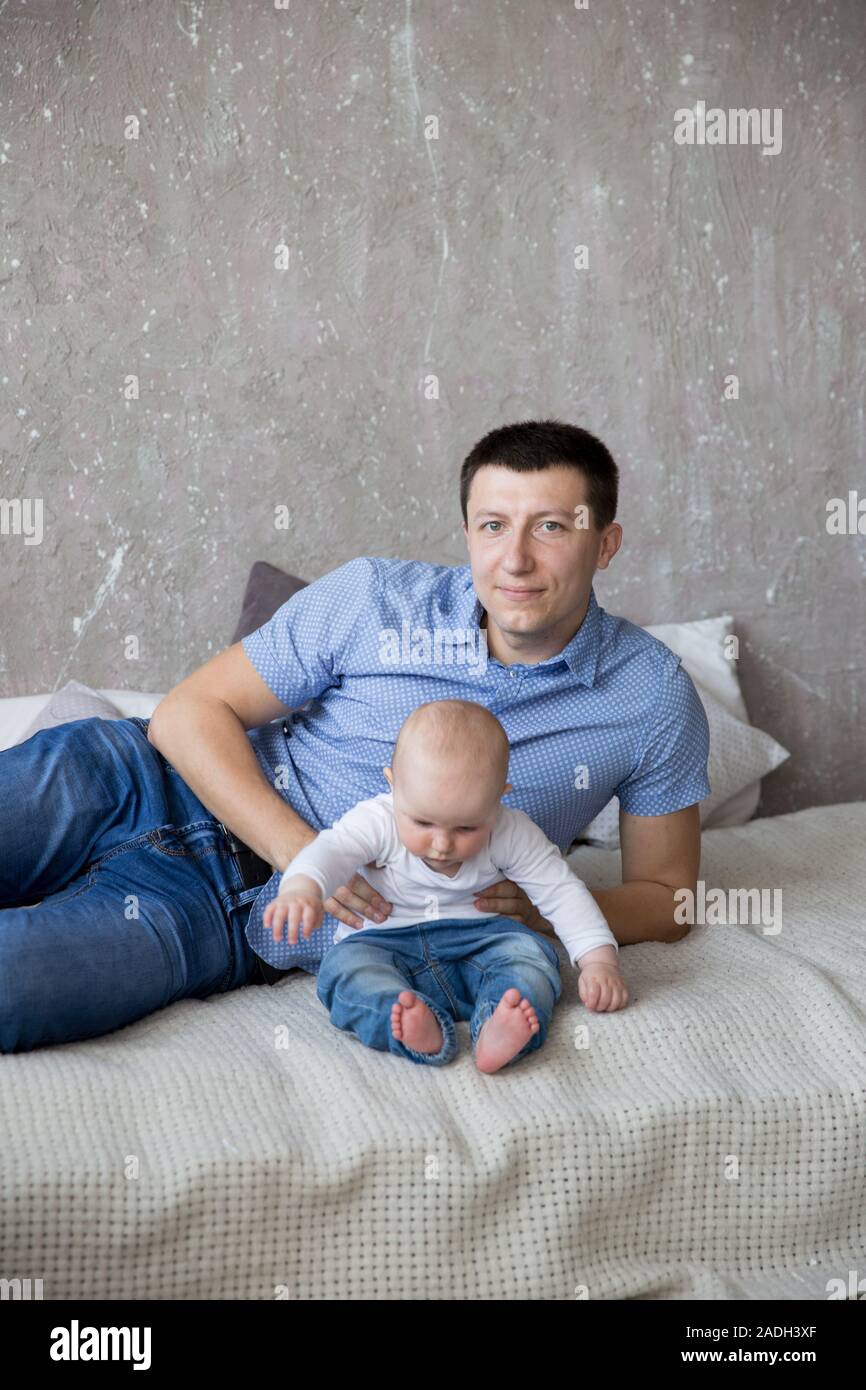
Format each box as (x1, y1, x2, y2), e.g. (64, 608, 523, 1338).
(2, 767, 864, 1299)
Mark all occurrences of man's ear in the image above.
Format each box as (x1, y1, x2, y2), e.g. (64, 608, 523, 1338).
(595, 521, 623, 571)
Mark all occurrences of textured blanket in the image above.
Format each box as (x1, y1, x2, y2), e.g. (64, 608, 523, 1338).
(2, 802, 864, 1300)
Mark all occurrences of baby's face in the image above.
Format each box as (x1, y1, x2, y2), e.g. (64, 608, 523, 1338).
(385, 755, 508, 872)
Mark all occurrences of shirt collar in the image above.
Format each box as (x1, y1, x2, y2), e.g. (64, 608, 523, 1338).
(458, 571, 602, 688)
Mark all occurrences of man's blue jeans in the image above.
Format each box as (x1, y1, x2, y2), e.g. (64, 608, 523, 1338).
(316, 918, 563, 1067)
(0, 716, 262, 1052)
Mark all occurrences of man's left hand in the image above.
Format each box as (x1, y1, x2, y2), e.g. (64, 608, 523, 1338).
(473, 878, 543, 930)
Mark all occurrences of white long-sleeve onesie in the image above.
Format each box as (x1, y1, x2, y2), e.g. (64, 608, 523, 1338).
(279, 792, 617, 968)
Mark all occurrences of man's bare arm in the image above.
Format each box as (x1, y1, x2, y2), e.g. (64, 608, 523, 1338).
(531, 805, 701, 947)
(603, 803, 701, 943)
(146, 644, 316, 871)
(147, 643, 394, 932)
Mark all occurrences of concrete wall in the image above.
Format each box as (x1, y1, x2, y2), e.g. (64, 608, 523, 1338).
(1, 0, 863, 816)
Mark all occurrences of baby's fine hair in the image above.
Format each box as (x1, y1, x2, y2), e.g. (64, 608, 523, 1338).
(392, 699, 510, 786)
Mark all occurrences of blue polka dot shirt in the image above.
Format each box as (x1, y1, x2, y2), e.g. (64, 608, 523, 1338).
(242, 556, 711, 972)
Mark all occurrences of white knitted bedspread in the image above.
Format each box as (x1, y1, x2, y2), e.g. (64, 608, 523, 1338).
(2, 802, 865, 1300)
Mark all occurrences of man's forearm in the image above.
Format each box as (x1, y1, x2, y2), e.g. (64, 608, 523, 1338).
(147, 697, 315, 871)
(534, 882, 687, 946)
(591, 882, 687, 944)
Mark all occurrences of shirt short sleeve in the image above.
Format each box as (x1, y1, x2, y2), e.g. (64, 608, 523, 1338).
(241, 556, 379, 712)
(616, 660, 711, 816)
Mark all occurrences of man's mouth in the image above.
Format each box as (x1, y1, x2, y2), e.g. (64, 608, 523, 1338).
(497, 586, 543, 600)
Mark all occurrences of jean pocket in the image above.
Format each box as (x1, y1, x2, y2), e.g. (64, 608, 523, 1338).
(148, 823, 226, 859)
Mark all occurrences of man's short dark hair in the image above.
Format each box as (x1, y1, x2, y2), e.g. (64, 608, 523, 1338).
(459, 418, 619, 531)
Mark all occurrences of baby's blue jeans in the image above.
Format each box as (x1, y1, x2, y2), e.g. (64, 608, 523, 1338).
(316, 917, 563, 1067)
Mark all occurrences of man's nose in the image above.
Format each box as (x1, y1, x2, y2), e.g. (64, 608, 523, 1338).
(500, 530, 534, 571)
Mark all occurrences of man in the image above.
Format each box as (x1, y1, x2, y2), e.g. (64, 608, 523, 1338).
(0, 419, 708, 1051)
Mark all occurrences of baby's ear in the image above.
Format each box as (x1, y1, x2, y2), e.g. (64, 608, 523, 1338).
(502, 781, 513, 796)
(383, 765, 393, 785)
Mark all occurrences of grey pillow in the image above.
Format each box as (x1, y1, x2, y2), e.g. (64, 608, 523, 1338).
(230, 561, 308, 643)
(18, 681, 122, 743)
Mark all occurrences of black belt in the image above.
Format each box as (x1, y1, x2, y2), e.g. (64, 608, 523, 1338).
(217, 823, 293, 985)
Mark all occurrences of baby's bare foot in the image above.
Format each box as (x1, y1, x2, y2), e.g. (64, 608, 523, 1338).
(391, 991, 443, 1054)
(474, 988, 539, 1074)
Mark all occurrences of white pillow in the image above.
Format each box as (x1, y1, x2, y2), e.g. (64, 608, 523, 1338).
(644, 614, 764, 828)
(643, 615, 748, 722)
(0, 689, 165, 752)
(579, 615, 790, 848)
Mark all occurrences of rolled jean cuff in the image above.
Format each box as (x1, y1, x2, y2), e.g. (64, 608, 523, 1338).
(396, 994, 458, 1066)
(470, 998, 496, 1050)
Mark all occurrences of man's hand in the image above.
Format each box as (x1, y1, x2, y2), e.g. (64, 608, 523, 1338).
(472, 878, 542, 929)
(324, 862, 393, 930)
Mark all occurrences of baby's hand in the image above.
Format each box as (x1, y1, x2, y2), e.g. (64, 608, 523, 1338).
(578, 963, 629, 1012)
(263, 889, 323, 945)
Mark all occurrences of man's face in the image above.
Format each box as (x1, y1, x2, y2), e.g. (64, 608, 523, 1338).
(462, 464, 620, 644)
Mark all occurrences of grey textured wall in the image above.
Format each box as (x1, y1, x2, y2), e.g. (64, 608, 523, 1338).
(1, 0, 864, 817)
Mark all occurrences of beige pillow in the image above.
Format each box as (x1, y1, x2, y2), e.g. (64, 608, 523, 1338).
(579, 615, 790, 849)
(17, 681, 122, 743)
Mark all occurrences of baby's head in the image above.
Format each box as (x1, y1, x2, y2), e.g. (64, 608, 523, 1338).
(382, 700, 512, 871)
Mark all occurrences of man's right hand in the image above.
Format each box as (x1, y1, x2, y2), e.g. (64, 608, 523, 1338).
(324, 864, 393, 930)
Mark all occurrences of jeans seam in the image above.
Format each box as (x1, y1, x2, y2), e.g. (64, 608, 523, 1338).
(41, 866, 97, 906)
(417, 927, 461, 1015)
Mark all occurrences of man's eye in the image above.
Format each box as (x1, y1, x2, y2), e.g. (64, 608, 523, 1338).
(481, 519, 562, 533)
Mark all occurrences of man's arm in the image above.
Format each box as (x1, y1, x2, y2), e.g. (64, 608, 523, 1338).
(592, 803, 701, 944)
(495, 658, 709, 946)
(146, 643, 316, 871)
(531, 804, 701, 946)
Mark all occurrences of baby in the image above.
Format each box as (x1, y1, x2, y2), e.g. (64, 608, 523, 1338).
(264, 699, 628, 1073)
